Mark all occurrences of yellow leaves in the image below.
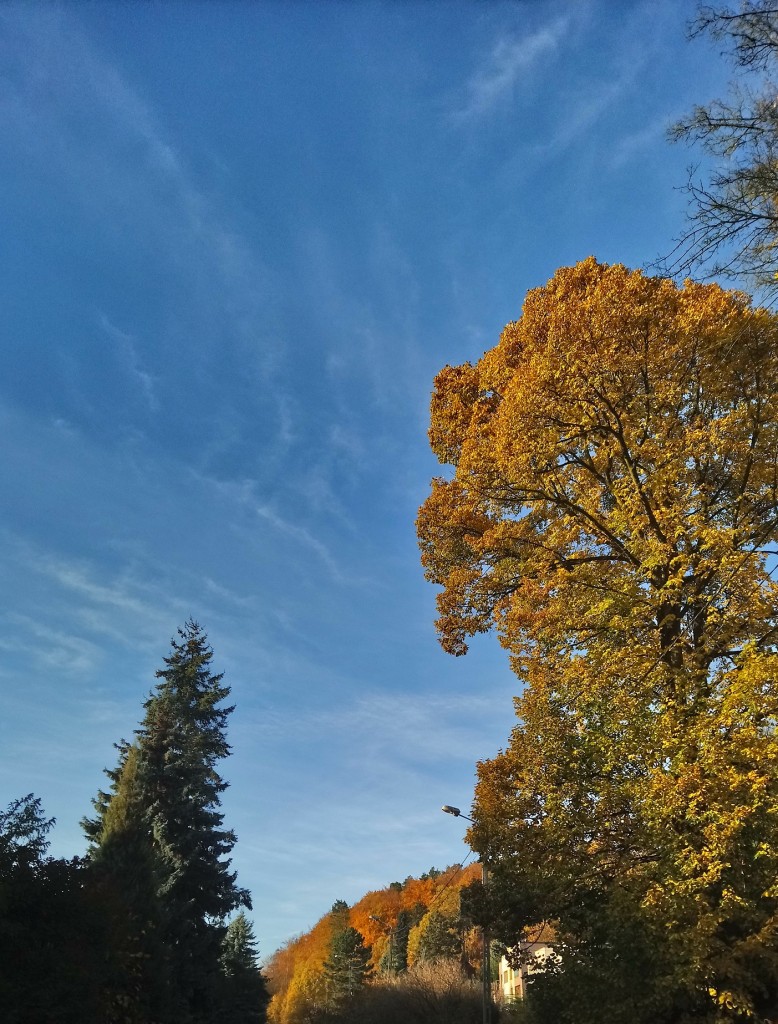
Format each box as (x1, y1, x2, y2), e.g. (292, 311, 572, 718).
(707, 985, 753, 1015)
(428, 362, 481, 466)
(420, 257, 778, 682)
(424, 258, 778, 1017)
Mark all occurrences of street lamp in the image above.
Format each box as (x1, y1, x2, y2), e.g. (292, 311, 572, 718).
(442, 805, 492, 1024)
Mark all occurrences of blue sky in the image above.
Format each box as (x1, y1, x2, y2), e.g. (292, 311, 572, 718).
(0, 1, 730, 959)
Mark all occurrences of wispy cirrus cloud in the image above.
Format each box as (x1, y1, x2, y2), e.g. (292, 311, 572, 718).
(609, 114, 672, 170)
(529, 73, 634, 159)
(0, 615, 102, 677)
(0, 4, 287, 459)
(96, 313, 158, 410)
(254, 503, 353, 585)
(0, 529, 187, 656)
(453, 17, 570, 121)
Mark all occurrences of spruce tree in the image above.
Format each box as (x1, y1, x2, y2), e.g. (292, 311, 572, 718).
(416, 909, 461, 962)
(379, 904, 424, 974)
(219, 912, 269, 1023)
(323, 922, 372, 1005)
(1, 797, 111, 1023)
(89, 744, 174, 1023)
(86, 621, 250, 1023)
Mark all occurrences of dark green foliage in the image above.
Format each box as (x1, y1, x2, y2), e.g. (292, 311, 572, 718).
(218, 912, 270, 1023)
(419, 866, 442, 880)
(379, 903, 425, 975)
(323, 925, 372, 1003)
(378, 940, 402, 975)
(140, 620, 249, 917)
(85, 621, 255, 1023)
(417, 909, 461, 963)
(377, 917, 403, 975)
(1, 625, 261, 1024)
(0, 794, 54, 870)
(133, 622, 250, 1017)
(508, 923, 711, 1024)
(221, 912, 261, 974)
(465, 862, 721, 1024)
(0, 797, 110, 1024)
(89, 770, 175, 1024)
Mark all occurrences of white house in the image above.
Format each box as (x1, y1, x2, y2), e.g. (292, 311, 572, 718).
(498, 924, 556, 1002)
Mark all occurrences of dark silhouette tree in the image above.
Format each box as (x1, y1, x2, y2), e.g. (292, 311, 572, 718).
(417, 910, 461, 963)
(0, 796, 110, 1024)
(86, 621, 252, 1022)
(218, 912, 269, 1023)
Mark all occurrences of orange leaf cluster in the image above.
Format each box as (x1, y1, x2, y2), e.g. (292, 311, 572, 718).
(265, 864, 480, 1024)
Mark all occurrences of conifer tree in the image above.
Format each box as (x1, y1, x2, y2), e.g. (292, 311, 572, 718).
(322, 924, 372, 1005)
(219, 912, 269, 1024)
(86, 621, 251, 1023)
(89, 744, 174, 1023)
(139, 622, 250, 1013)
(416, 909, 461, 963)
(1, 796, 110, 1023)
(378, 905, 423, 974)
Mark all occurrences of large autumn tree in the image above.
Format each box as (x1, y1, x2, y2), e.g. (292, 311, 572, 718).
(417, 258, 778, 1022)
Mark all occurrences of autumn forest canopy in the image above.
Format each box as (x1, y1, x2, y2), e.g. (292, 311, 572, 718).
(6, 4, 778, 1024)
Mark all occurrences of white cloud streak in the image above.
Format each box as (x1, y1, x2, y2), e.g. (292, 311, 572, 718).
(0, 4, 287, 448)
(0, 615, 102, 677)
(254, 504, 347, 583)
(454, 17, 570, 120)
(96, 313, 158, 409)
(609, 114, 671, 170)
(530, 75, 633, 159)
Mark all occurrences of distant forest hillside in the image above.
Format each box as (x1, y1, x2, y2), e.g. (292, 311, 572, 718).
(265, 863, 482, 1024)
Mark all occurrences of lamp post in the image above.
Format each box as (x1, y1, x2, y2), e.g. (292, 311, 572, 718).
(442, 805, 492, 1024)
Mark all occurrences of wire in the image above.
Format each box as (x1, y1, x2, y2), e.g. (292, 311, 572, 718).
(423, 849, 477, 917)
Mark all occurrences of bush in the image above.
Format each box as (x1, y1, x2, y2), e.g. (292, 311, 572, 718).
(305, 959, 482, 1024)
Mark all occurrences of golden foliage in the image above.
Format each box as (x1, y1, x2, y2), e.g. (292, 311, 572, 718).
(419, 258, 778, 672)
(265, 864, 480, 1024)
(418, 259, 778, 1019)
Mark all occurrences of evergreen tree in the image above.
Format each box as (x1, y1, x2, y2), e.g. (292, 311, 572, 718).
(0, 796, 110, 1024)
(86, 621, 251, 1023)
(323, 925, 372, 1004)
(139, 623, 250, 1017)
(378, 905, 424, 975)
(218, 912, 269, 1023)
(89, 744, 175, 1023)
(330, 899, 350, 921)
(0, 794, 53, 871)
(81, 738, 133, 846)
(416, 909, 461, 963)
